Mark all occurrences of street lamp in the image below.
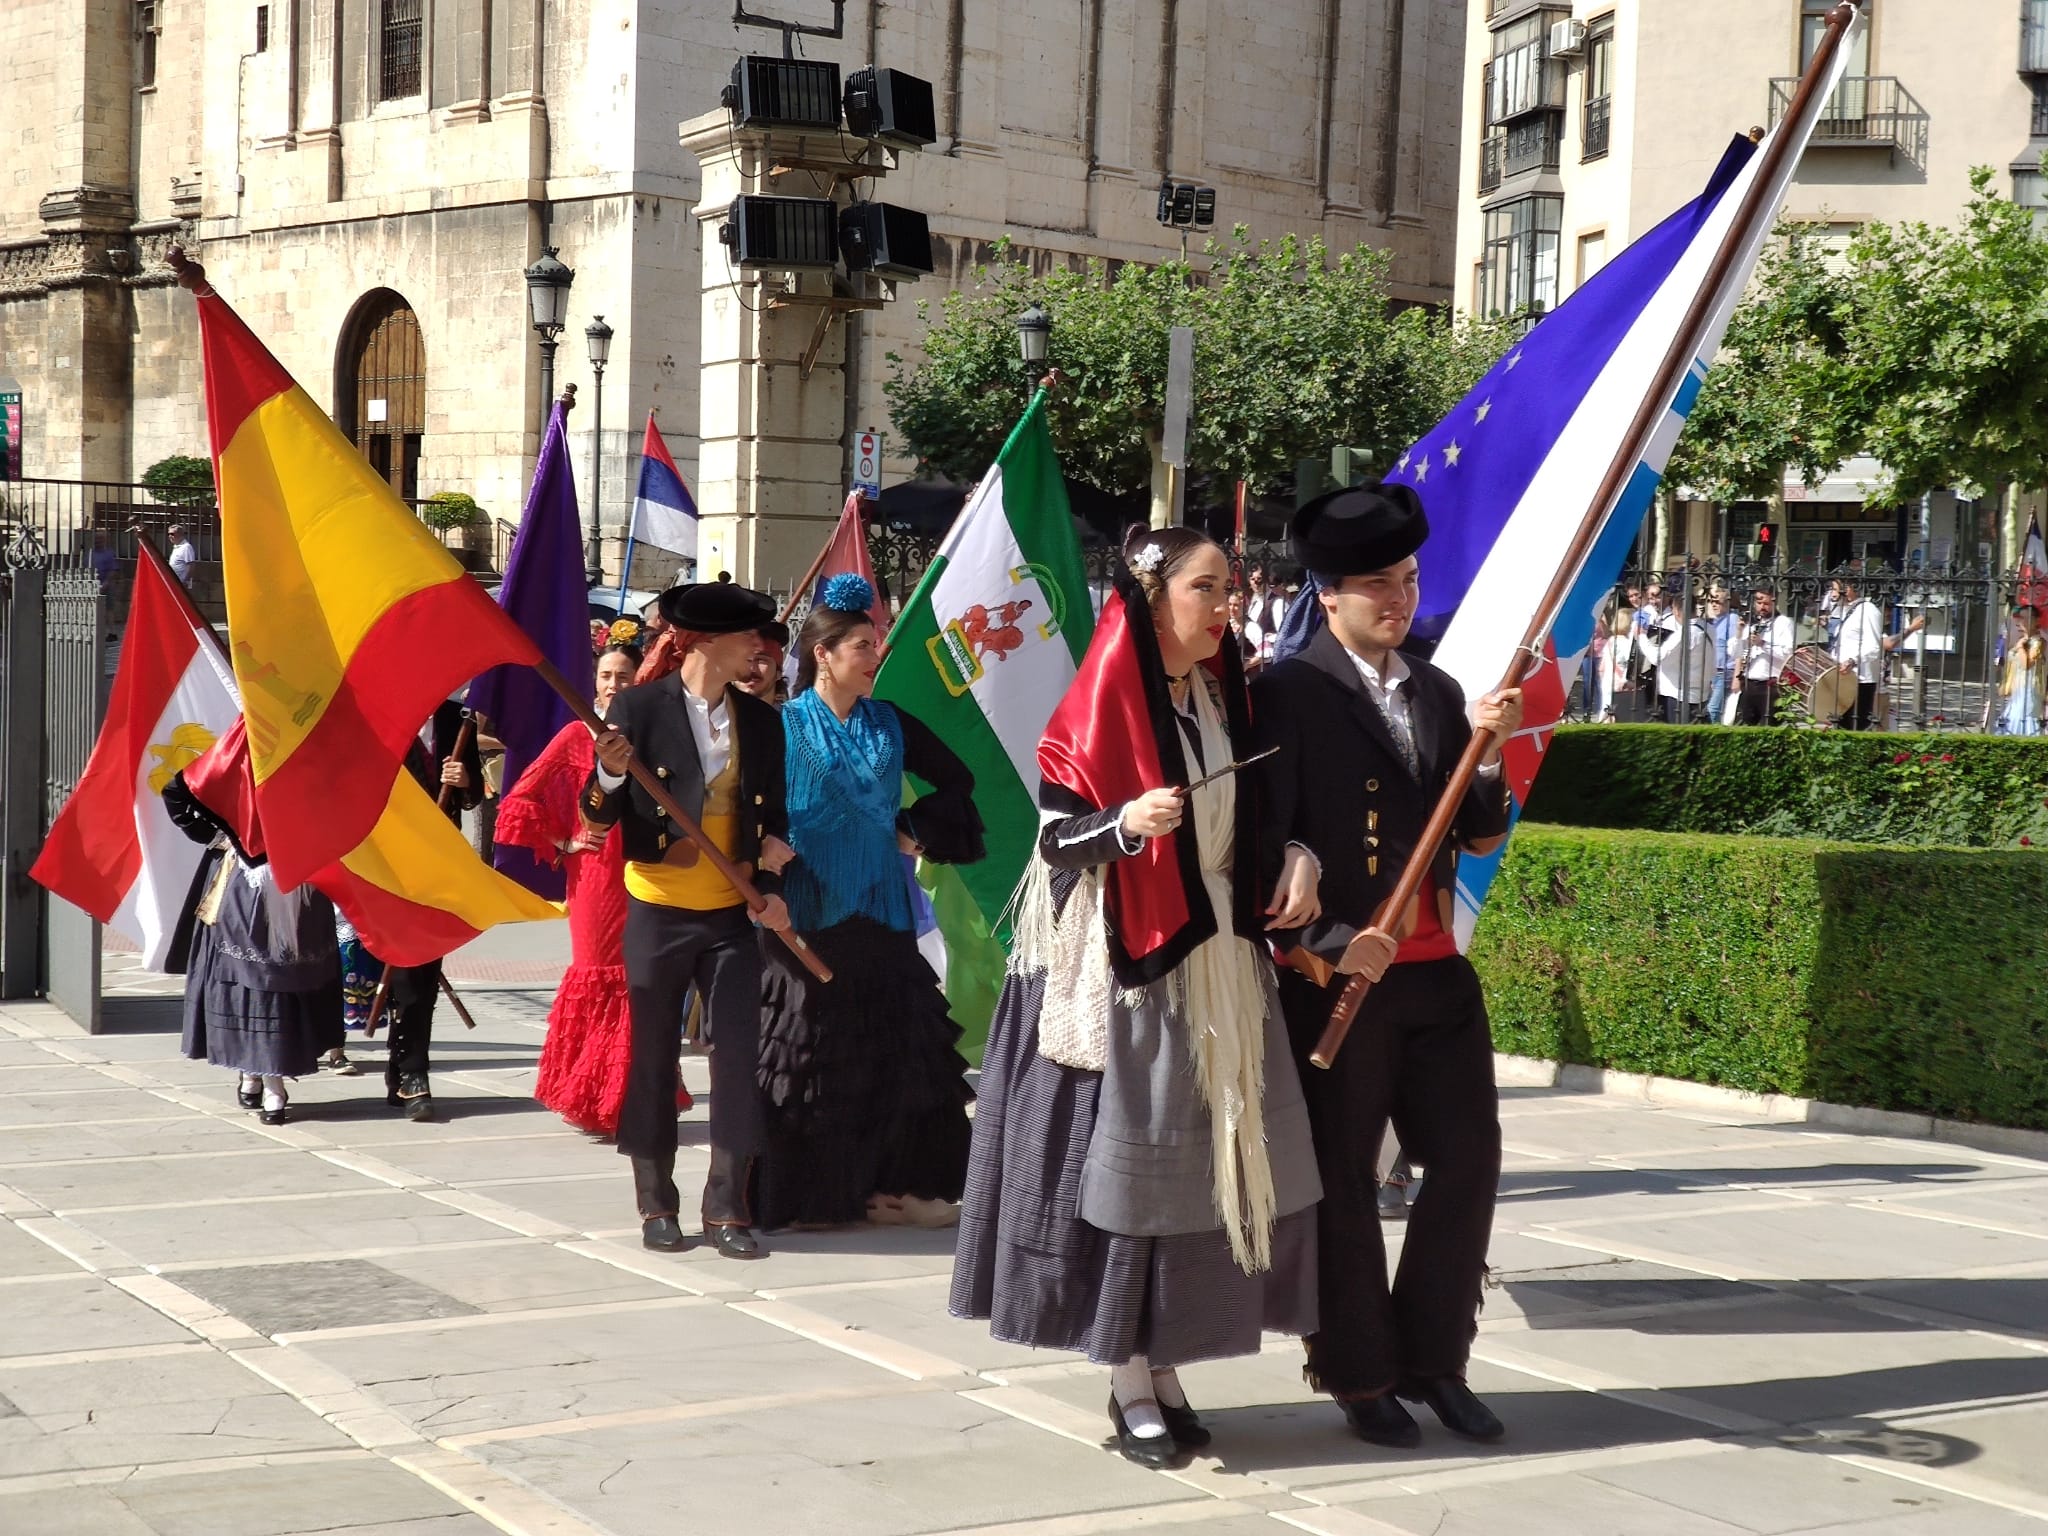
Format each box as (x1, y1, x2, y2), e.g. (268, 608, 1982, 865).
(583, 314, 613, 586)
(1016, 303, 1051, 389)
(523, 245, 575, 441)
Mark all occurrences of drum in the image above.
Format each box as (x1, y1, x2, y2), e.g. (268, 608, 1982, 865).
(1785, 645, 1855, 722)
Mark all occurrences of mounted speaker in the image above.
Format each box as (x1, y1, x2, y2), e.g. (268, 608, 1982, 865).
(839, 202, 934, 281)
(722, 57, 842, 131)
(843, 67, 937, 149)
(720, 196, 839, 269)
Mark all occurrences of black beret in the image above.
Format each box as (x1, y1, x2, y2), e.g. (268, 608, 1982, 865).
(755, 619, 790, 648)
(1290, 481, 1429, 578)
(656, 582, 776, 634)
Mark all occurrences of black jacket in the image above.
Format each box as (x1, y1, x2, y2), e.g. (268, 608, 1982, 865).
(580, 674, 787, 893)
(1252, 627, 1511, 964)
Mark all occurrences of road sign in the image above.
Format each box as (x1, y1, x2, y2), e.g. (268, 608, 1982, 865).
(852, 428, 883, 498)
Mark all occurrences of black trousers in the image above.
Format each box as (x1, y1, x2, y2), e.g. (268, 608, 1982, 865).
(1838, 679, 1879, 730)
(1734, 678, 1780, 726)
(1279, 955, 1501, 1398)
(383, 962, 439, 1091)
(618, 898, 763, 1223)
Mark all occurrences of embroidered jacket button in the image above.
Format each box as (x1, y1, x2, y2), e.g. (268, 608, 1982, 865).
(656, 766, 670, 779)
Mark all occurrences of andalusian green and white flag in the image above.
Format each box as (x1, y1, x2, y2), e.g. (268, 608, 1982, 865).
(876, 391, 1095, 1051)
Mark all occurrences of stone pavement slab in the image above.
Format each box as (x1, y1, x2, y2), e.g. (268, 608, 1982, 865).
(8, 969, 2048, 1536)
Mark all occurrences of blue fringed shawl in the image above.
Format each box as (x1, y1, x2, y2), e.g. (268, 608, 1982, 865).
(783, 691, 912, 932)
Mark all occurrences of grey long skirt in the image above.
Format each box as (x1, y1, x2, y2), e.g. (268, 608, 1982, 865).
(950, 970, 1320, 1368)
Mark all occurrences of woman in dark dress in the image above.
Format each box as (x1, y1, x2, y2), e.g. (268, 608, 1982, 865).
(163, 773, 345, 1126)
(950, 527, 1323, 1468)
(754, 575, 985, 1231)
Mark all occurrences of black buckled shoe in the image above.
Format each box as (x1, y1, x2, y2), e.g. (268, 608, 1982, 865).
(1159, 1400, 1211, 1449)
(706, 1224, 763, 1260)
(1397, 1375, 1504, 1443)
(1107, 1394, 1185, 1468)
(641, 1216, 687, 1253)
(1341, 1392, 1422, 1449)
(237, 1079, 262, 1110)
(389, 1073, 433, 1121)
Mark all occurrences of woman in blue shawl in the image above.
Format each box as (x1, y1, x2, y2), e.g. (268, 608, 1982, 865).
(755, 575, 986, 1230)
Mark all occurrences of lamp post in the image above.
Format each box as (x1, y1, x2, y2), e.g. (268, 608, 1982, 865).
(522, 245, 575, 442)
(583, 314, 613, 586)
(1016, 303, 1051, 391)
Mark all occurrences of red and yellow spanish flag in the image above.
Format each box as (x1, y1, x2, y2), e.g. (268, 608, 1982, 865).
(193, 283, 542, 889)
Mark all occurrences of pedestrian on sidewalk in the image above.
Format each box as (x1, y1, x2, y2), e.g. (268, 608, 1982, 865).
(496, 639, 696, 1138)
(951, 527, 1323, 1471)
(586, 582, 794, 1260)
(753, 575, 983, 1234)
(162, 773, 345, 1126)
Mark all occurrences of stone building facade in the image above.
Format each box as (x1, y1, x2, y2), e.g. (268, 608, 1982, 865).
(2, 0, 1464, 586)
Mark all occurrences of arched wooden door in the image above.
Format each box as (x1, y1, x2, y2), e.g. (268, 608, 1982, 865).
(336, 291, 425, 500)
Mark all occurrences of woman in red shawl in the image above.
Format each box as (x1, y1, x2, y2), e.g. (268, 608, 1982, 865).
(495, 639, 673, 1136)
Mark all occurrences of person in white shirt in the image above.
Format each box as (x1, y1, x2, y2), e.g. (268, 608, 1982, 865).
(167, 525, 198, 587)
(1733, 587, 1797, 726)
(1242, 565, 1288, 663)
(1830, 576, 1895, 730)
(1640, 606, 1712, 723)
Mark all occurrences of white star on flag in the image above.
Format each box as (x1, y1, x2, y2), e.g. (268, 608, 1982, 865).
(1415, 456, 1431, 482)
(1506, 350, 1523, 370)
(1475, 399, 1493, 423)
(1397, 451, 1411, 471)
(1443, 441, 1462, 468)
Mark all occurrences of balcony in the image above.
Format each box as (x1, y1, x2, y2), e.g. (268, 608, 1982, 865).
(1483, 55, 1568, 125)
(1480, 116, 1565, 194)
(1767, 76, 1928, 169)
(2025, 0, 2048, 72)
(1583, 94, 1612, 161)
(1486, 0, 1557, 23)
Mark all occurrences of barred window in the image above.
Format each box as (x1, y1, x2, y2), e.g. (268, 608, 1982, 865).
(378, 0, 424, 102)
(1582, 18, 1613, 161)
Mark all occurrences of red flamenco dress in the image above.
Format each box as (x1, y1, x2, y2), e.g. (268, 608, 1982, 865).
(495, 721, 690, 1134)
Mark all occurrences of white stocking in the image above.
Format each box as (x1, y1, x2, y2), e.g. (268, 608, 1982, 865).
(1109, 1357, 1168, 1439)
(260, 1075, 287, 1113)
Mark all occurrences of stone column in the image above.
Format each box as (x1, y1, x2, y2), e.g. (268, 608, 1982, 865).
(678, 108, 890, 591)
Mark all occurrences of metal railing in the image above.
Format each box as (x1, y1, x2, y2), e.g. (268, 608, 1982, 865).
(1583, 94, 1612, 161)
(1480, 116, 1565, 192)
(1767, 76, 1928, 168)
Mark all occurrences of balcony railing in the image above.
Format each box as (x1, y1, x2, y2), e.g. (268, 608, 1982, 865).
(1583, 94, 1612, 160)
(2024, 0, 2048, 72)
(1767, 76, 1928, 169)
(1479, 117, 1565, 194)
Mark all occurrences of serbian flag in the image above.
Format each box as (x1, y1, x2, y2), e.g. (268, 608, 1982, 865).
(181, 717, 558, 967)
(29, 544, 240, 967)
(1391, 11, 1864, 946)
(188, 276, 540, 889)
(628, 413, 697, 559)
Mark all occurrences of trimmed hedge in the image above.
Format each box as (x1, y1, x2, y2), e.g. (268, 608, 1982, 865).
(1471, 824, 2048, 1129)
(1522, 725, 2048, 847)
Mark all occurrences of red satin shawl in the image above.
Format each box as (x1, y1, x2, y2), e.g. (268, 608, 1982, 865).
(1037, 590, 1220, 968)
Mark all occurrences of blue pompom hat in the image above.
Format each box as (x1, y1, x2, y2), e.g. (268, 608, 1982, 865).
(820, 572, 876, 613)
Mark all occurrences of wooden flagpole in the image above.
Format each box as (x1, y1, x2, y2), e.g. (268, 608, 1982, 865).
(1310, 1, 1864, 1070)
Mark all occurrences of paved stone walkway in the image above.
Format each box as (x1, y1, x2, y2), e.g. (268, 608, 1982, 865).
(4, 951, 2048, 1535)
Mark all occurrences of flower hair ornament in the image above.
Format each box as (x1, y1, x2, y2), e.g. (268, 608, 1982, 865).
(608, 618, 641, 645)
(820, 572, 876, 613)
(1129, 543, 1165, 576)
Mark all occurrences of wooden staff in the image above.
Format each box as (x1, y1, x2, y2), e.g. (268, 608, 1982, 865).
(532, 657, 833, 983)
(364, 715, 480, 1037)
(1310, 1, 1866, 1072)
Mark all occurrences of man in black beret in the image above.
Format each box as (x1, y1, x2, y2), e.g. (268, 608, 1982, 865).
(586, 582, 794, 1258)
(1252, 482, 1524, 1450)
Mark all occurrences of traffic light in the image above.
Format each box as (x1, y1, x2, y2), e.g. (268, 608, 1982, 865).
(1756, 521, 1779, 565)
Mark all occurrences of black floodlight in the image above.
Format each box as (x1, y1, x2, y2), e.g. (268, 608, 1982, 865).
(839, 201, 934, 280)
(843, 67, 936, 149)
(1171, 183, 1197, 225)
(722, 56, 842, 131)
(1192, 187, 1216, 228)
(720, 195, 839, 268)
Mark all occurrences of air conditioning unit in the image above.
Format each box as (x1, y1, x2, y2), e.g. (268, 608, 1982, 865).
(722, 57, 843, 131)
(839, 201, 934, 280)
(1548, 18, 1588, 59)
(719, 196, 840, 269)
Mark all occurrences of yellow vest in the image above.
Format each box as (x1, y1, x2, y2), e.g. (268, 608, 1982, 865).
(623, 743, 744, 911)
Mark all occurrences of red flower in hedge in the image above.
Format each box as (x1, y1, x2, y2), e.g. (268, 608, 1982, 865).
(1941, 754, 1954, 763)
(2024, 836, 2035, 847)
(1893, 752, 1910, 764)
(1919, 754, 1933, 763)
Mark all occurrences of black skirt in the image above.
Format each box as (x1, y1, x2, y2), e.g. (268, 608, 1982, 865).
(754, 916, 973, 1229)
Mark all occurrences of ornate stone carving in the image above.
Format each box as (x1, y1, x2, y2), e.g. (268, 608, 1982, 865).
(128, 220, 199, 289)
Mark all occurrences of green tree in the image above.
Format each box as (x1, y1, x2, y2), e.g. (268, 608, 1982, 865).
(139, 453, 216, 506)
(884, 233, 1512, 497)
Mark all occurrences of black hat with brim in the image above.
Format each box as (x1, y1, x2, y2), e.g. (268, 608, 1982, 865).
(1290, 481, 1430, 578)
(756, 619, 790, 648)
(656, 582, 776, 634)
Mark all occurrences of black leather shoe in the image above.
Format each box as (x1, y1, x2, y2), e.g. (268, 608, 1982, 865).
(641, 1216, 687, 1252)
(1341, 1392, 1422, 1448)
(1397, 1375, 1504, 1442)
(237, 1081, 262, 1110)
(707, 1224, 763, 1260)
(1107, 1393, 1186, 1468)
(258, 1104, 289, 1126)
(1159, 1400, 1211, 1449)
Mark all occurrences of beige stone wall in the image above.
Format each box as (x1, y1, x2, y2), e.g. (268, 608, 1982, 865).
(4, 0, 1464, 588)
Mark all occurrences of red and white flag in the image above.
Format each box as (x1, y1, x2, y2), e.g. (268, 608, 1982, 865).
(30, 545, 240, 967)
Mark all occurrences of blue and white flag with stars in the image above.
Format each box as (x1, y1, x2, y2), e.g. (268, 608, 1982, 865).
(1381, 18, 1859, 945)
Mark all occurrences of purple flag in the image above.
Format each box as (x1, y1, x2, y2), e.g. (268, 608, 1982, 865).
(468, 398, 594, 900)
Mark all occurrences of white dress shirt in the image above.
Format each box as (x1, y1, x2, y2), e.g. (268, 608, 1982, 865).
(168, 538, 197, 585)
(1642, 620, 1712, 704)
(1833, 598, 1886, 684)
(1743, 614, 1796, 680)
(1344, 647, 1502, 781)
(596, 683, 729, 792)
